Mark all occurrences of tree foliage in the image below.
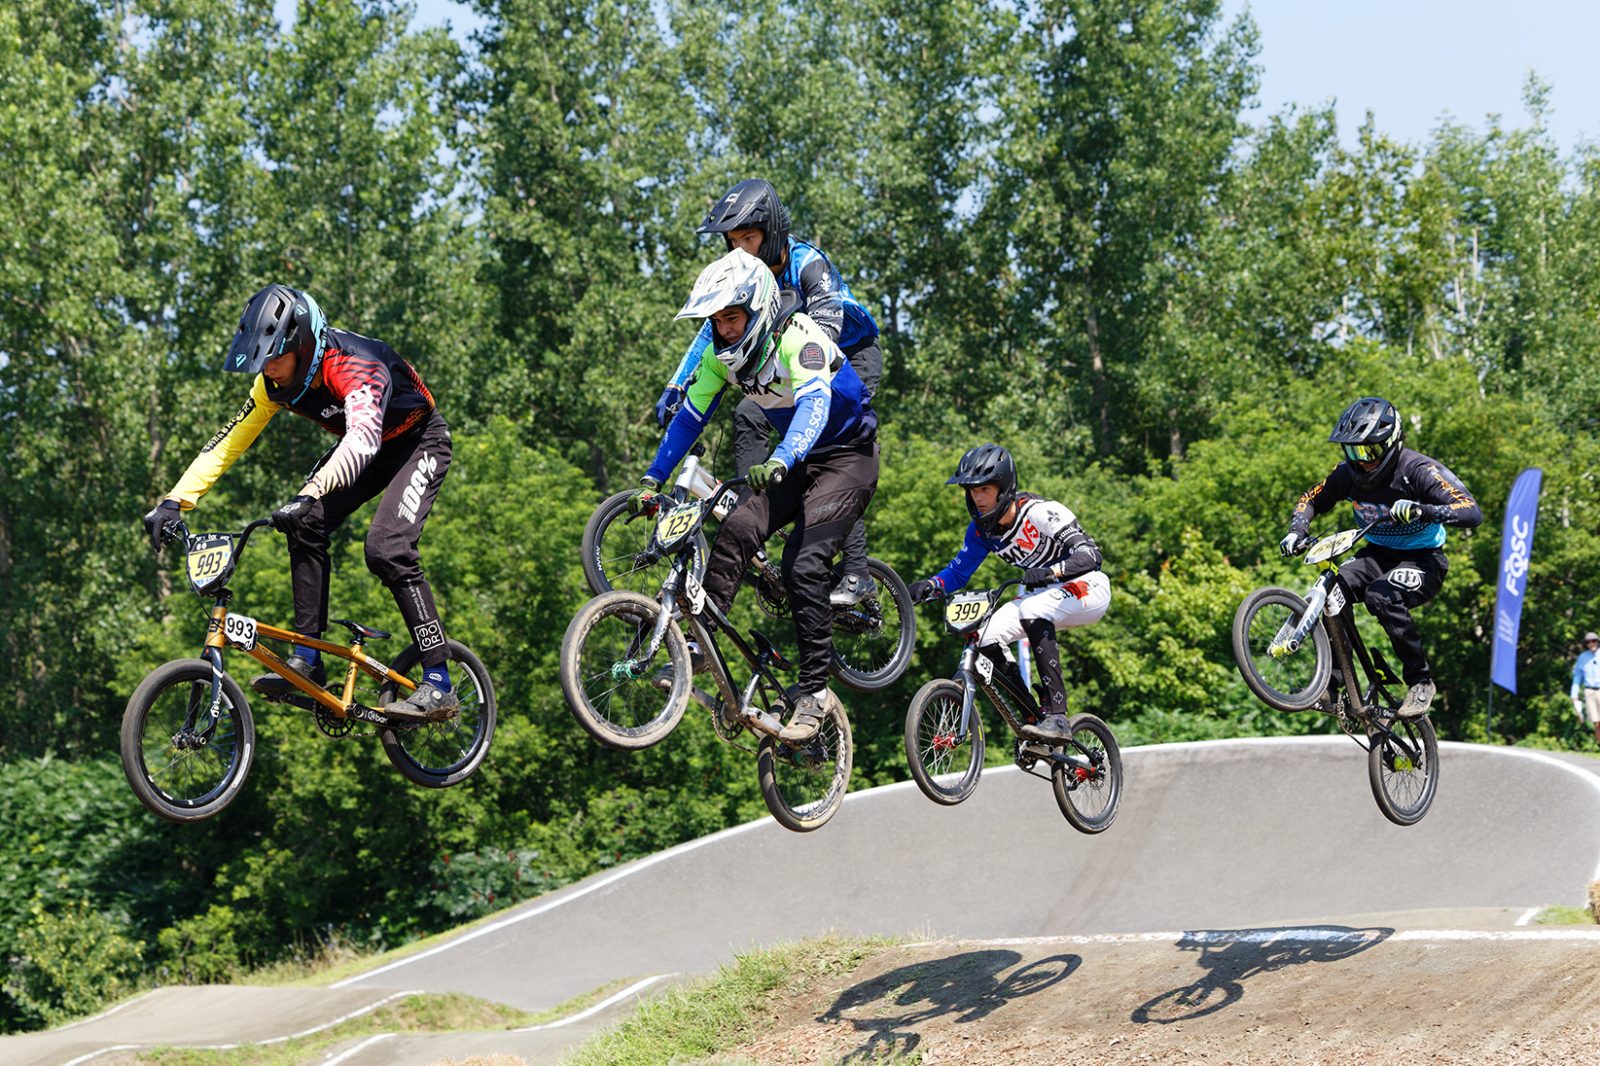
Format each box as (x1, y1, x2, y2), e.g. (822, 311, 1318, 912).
(3, 0, 1599, 1031)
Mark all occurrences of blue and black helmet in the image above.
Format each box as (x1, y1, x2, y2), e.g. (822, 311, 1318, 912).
(949, 443, 1018, 535)
(224, 283, 327, 403)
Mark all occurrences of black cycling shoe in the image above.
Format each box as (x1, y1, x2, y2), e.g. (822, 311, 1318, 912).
(384, 681, 459, 722)
(829, 573, 878, 608)
(1020, 713, 1070, 742)
(252, 654, 325, 698)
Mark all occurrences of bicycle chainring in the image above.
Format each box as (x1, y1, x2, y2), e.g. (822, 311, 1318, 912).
(314, 704, 358, 738)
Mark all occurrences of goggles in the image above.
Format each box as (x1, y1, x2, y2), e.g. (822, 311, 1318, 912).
(1341, 442, 1388, 464)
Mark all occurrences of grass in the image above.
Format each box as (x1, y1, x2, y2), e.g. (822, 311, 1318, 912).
(563, 934, 893, 1066)
(1531, 905, 1598, 926)
(131, 993, 530, 1065)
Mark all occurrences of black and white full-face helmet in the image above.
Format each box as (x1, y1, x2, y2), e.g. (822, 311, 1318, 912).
(675, 249, 781, 379)
(224, 283, 328, 404)
(697, 179, 791, 267)
(948, 443, 1018, 535)
(1329, 396, 1403, 485)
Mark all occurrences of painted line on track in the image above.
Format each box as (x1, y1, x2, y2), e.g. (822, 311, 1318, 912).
(513, 973, 679, 1032)
(334, 737, 1600, 987)
(906, 927, 1600, 947)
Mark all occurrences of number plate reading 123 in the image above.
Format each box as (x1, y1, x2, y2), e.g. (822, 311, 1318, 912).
(945, 593, 992, 631)
(655, 502, 700, 548)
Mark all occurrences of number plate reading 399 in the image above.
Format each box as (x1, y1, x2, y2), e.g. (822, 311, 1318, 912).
(945, 594, 991, 631)
(222, 613, 257, 650)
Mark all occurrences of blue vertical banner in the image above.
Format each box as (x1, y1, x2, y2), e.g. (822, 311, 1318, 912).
(1490, 467, 1543, 693)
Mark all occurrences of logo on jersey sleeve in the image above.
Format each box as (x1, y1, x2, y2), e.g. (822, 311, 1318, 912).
(798, 342, 827, 371)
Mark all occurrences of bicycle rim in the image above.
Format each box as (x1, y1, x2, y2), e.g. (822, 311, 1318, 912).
(562, 592, 688, 749)
(1052, 714, 1122, 833)
(1369, 716, 1438, 826)
(904, 679, 984, 805)
(830, 560, 915, 692)
(1233, 588, 1330, 712)
(381, 641, 496, 786)
(758, 700, 853, 832)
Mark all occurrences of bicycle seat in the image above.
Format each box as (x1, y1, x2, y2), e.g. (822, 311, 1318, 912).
(331, 618, 391, 641)
(750, 630, 794, 670)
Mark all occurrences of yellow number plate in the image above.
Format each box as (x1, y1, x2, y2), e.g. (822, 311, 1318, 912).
(186, 538, 233, 589)
(655, 503, 699, 547)
(945, 594, 991, 629)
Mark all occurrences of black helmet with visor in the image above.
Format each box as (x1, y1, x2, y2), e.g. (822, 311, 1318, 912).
(1329, 396, 1403, 485)
(948, 443, 1018, 535)
(698, 179, 791, 267)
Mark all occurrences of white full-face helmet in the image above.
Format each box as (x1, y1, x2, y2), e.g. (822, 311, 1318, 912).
(675, 248, 780, 379)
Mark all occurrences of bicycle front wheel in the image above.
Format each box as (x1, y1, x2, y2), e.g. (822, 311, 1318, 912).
(904, 678, 985, 805)
(1052, 713, 1122, 834)
(1232, 587, 1332, 712)
(758, 696, 854, 833)
(378, 639, 496, 788)
(1368, 715, 1439, 826)
(581, 489, 708, 597)
(560, 590, 690, 750)
(830, 558, 916, 692)
(120, 659, 256, 824)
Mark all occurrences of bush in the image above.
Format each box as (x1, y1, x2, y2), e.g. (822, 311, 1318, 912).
(3, 900, 144, 1029)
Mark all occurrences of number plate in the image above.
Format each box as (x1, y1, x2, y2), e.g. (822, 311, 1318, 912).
(222, 612, 258, 650)
(945, 593, 992, 632)
(655, 502, 700, 549)
(684, 570, 708, 614)
(186, 536, 234, 592)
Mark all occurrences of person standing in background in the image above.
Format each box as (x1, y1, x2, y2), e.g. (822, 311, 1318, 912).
(1572, 631, 1600, 747)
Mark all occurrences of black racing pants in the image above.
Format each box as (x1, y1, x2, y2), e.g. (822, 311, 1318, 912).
(286, 412, 453, 668)
(702, 437, 880, 692)
(1337, 545, 1448, 686)
(731, 339, 881, 580)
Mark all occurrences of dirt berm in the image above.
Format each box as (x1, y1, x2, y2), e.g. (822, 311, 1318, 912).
(734, 931, 1600, 1065)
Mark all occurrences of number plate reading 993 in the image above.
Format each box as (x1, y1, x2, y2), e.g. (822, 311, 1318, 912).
(222, 612, 257, 650)
(944, 593, 992, 632)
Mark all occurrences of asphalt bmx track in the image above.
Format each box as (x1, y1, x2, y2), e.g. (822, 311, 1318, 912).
(7, 736, 1600, 1065)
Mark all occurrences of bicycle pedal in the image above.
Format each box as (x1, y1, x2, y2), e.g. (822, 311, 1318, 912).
(741, 708, 785, 737)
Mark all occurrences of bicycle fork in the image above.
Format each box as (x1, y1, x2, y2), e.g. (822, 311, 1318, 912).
(178, 645, 227, 748)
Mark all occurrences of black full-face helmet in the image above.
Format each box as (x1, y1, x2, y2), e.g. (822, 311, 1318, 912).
(948, 443, 1018, 535)
(697, 179, 791, 267)
(1329, 396, 1403, 485)
(224, 284, 328, 404)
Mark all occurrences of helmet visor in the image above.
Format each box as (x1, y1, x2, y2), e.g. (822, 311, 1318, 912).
(1341, 442, 1387, 463)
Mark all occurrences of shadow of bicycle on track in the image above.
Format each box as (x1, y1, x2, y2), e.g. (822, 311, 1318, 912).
(1131, 925, 1393, 1025)
(818, 948, 1080, 1063)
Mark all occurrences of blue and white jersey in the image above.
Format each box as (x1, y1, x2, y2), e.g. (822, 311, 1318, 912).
(666, 236, 878, 390)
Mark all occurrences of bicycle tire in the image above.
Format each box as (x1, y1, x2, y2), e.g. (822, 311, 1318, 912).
(830, 558, 917, 692)
(560, 590, 690, 750)
(1232, 586, 1332, 712)
(120, 659, 256, 824)
(581, 489, 708, 598)
(758, 696, 854, 833)
(903, 678, 985, 805)
(1368, 714, 1439, 826)
(1052, 713, 1122, 834)
(378, 639, 497, 788)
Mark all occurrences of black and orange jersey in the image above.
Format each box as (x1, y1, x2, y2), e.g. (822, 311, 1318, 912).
(169, 328, 436, 508)
(1288, 447, 1481, 550)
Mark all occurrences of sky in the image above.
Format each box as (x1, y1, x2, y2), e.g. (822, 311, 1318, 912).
(274, 0, 1600, 156)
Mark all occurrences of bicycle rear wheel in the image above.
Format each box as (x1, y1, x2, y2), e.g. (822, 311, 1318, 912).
(830, 558, 916, 692)
(1052, 713, 1122, 834)
(1368, 715, 1438, 826)
(378, 639, 496, 788)
(904, 678, 985, 805)
(758, 696, 854, 832)
(120, 659, 256, 824)
(582, 489, 708, 597)
(1232, 587, 1332, 712)
(560, 590, 690, 750)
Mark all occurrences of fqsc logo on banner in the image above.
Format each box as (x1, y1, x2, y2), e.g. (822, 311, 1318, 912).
(1502, 514, 1531, 598)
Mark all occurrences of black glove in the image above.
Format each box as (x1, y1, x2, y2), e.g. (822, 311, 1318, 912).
(908, 578, 940, 604)
(142, 499, 182, 553)
(270, 495, 317, 533)
(654, 385, 684, 428)
(1021, 566, 1059, 588)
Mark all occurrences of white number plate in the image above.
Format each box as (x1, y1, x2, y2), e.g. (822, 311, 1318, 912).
(945, 593, 992, 630)
(223, 612, 258, 650)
